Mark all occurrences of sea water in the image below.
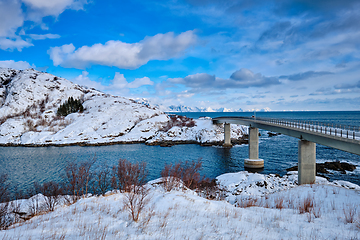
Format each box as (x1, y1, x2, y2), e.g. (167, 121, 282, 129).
(1, 111, 359, 195)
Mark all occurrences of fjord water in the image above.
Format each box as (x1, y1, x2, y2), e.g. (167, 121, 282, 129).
(1, 111, 359, 195)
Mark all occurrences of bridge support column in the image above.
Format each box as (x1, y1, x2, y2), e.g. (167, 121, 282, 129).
(223, 123, 232, 147)
(244, 127, 264, 168)
(298, 140, 316, 184)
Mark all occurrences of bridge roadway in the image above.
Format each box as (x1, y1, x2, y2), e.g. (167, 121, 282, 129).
(212, 116, 360, 184)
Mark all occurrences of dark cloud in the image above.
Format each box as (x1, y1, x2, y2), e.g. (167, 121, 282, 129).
(258, 21, 292, 42)
(169, 73, 215, 88)
(168, 68, 280, 91)
(280, 71, 333, 81)
(334, 81, 360, 89)
(229, 68, 280, 87)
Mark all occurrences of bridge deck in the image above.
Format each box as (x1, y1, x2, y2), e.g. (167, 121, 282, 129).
(213, 117, 360, 155)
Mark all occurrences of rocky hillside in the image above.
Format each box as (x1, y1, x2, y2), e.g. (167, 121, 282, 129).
(0, 68, 246, 146)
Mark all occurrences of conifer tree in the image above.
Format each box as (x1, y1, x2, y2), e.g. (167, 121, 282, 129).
(57, 97, 84, 116)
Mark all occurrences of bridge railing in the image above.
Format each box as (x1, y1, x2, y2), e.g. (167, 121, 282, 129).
(253, 117, 360, 140)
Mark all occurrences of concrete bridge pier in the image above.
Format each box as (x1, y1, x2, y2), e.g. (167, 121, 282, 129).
(223, 123, 232, 147)
(244, 127, 264, 168)
(298, 140, 316, 184)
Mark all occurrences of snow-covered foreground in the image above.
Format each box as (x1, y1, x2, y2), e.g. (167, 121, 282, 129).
(1, 171, 359, 240)
(0, 68, 246, 145)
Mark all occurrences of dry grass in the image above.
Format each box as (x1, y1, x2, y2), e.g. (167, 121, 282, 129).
(343, 204, 357, 223)
(299, 194, 314, 214)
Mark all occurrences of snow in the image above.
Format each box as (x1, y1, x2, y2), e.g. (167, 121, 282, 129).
(1, 171, 359, 239)
(0, 68, 246, 145)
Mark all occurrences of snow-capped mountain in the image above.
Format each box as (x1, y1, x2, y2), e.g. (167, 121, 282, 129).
(132, 99, 244, 112)
(0, 68, 246, 145)
(166, 105, 243, 112)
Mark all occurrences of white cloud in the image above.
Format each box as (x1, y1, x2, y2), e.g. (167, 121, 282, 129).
(0, 60, 35, 69)
(0, 37, 33, 51)
(71, 71, 104, 90)
(71, 72, 154, 96)
(127, 77, 154, 88)
(23, 0, 88, 22)
(48, 31, 197, 69)
(48, 44, 76, 66)
(0, 0, 87, 51)
(0, 0, 24, 37)
(28, 33, 61, 40)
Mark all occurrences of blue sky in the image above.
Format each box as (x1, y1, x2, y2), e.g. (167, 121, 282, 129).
(1, 0, 360, 111)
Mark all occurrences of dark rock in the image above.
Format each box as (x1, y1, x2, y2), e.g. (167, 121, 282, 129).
(286, 161, 356, 175)
(159, 142, 174, 147)
(268, 132, 281, 137)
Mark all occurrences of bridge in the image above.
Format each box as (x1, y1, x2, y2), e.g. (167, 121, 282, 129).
(212, 116, 360, 185)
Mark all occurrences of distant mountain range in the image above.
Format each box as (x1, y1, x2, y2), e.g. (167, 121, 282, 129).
(133, 98, 271, 112)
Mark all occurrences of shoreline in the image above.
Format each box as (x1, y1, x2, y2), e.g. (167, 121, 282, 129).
(0, 138, 248, 148)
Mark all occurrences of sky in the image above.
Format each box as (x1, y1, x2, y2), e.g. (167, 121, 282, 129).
(0, 0, 360, 111)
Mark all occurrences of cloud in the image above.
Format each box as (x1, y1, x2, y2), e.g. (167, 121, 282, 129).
(168, 68, 280, 91)
(229, 68, 280, 87)
(0, 60, 35, 69)
(334, 81, 360, 89)
(0, 0, 87, 51)
(309, 85, 360, 95)
(279, 71, 333, 81)
(22, 0, 88, 22)
(0, 37, 33, 51)
(127, 77, 154, 88)
(28, 33, 61, 40)
(71, 71, 104, 90)
(48, 31, 197, 69)
(169, 73, 216, 88)
(0, 0, 24, 37)
(72, 72, 154, 95)
(258, 21, 292, 42)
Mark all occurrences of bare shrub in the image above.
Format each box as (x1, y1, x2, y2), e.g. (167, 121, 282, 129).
(299, 195, 314, 214)
(312, 204, 321, 218)
(111, 159, 147, 192)
(160, 159, 204, 191)
(0, 174, 9, 203)
(63, 157, 96, 202)
(124, 185, 150, 222)
(274, 197, 284, 210)
(196, 178, 219, 200)
(0, 174, 9, 229)
(111, 159, 151, 222)
(160, 115, 196, 132)
(25, 119, 37, 131)
(343, 204, 357, 223)
(27, 195, 43, 217)
(160, 163, 182, 191)
(34, 181, 63, 211)
(236, 198, 258, 208)
(35, 118, 48, 127)
(0, 202, 8, 229)
(93, 165, 111, 196)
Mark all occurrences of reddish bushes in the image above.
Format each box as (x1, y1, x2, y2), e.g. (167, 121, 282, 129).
(63, 157, 96, 202)
(110, 159, 150, 222)
(161, 115, 196, 132)
(111, 159, 147, 192)
(161, 159, 203, 190)
(34, 181, 63, 211)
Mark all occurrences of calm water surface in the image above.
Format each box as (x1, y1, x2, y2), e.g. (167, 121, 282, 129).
(1, 111, 359, 195)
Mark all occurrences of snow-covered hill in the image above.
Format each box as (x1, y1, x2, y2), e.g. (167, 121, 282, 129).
(0, 68, 246, 146)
